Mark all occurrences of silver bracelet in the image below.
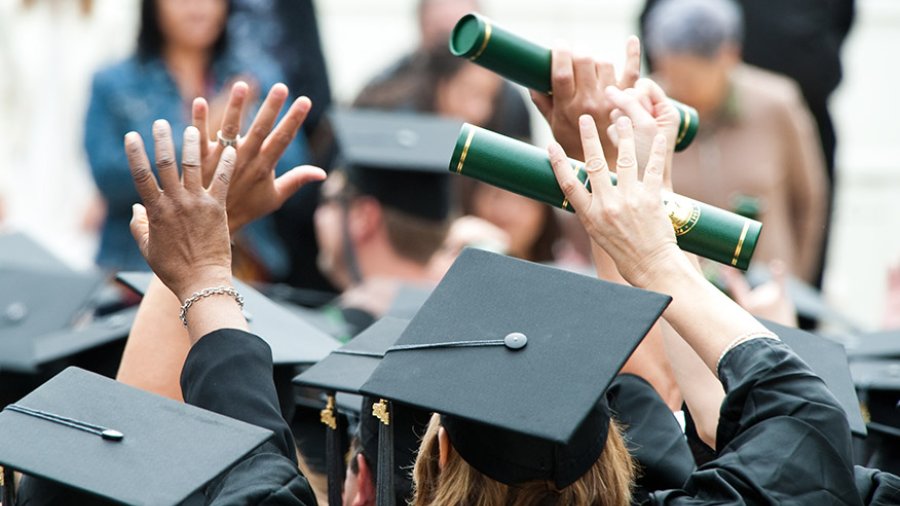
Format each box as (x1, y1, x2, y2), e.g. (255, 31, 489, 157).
(716, 330, 780, 376)
(179, 286, 244, 327)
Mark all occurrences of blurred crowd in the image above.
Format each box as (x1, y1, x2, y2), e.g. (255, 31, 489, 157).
(0, 0, 856, 310)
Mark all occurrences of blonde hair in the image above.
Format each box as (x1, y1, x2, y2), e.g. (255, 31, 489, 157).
(411, 414, 635, 506)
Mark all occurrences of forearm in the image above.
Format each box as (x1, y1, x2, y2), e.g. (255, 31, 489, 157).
(643, 255, 771, 374)
(660, 320, 724, 447)
(116, 275, 192, 400)
(592, 243, 682, 409)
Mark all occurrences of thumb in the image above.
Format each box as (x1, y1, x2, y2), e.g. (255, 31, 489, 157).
(129, 203, 151, 260)
(274, 165, 327, 206)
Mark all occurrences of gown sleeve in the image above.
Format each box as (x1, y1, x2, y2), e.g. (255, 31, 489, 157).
(180, 329, 318, 506)
(606, 373, 695, 504)
(648, 338, 861, 505)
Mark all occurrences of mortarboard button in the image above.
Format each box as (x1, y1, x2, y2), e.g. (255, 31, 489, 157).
(504, 332, 527, 350)
(4, 302, 28, 323)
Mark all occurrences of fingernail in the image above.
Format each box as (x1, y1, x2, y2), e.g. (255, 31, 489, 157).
(578, 115, 593, 127)
(152, 119, 168, 132)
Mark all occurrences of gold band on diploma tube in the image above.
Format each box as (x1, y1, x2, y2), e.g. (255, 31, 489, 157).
(469, 22, 492, 61)
(675, 104, 691, 147)
(455, 128, 476, 174)
(732, 221, 751, 266)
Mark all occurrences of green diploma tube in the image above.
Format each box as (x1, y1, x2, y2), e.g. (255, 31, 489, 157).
(449, 12, 699, 151)
(450, 123, 761, 270)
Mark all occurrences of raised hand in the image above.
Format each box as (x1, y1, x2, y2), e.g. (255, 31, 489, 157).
(192, 82, 326, 233)
(605, 78, 680, 189)
(549, 115, 678, 288)
(530, 37, 642, 162)
(125, 121, 234, 301)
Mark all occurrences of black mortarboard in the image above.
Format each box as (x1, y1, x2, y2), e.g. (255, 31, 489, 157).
(117, 272, 340, 365)
(844, 330, 900, 359)
(762, 320, 867, 437)
(0, 367, 272, 505)
(849, 359, 900, 437)
(294, 317, 429, 506)
(361, 248, 671, 489)
(0, 232, 72, 272)
(330, 108, 461, 221)
(0, 267, 105, 372)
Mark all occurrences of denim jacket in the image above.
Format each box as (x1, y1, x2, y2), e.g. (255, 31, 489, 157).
(85, 52, 308, 274)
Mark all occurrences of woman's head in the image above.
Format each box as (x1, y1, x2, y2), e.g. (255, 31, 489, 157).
(412, 414, 635, 506)
(425, 46, 503, 126)
(465, 181, 560, 263)
(138, 0, 230, 59)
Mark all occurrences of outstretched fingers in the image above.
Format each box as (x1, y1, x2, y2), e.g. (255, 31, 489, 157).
(258, 96, 311, 169)
(613, 117, 638, 192)
(152, 120, 182, 192)
(124, 132, 161, 206)
(642, 134, 667, 198)
(549, 142, 591, 213)
(241, 83, 289, 155)
(578, 115, 614, 196)
(208, 146, 237, 203)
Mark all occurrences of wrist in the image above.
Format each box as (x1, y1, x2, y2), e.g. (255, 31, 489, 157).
(173, 268, 234, 302)
(627, 244, 696, 291)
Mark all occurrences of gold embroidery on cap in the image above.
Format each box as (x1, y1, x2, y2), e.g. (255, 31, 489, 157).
(320, 395, 337, 430)
(373, 399, 390, 426)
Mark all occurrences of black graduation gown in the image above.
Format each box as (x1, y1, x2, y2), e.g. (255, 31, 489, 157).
(180, 329, 318, 505)
(647, 339, 861, 505)
(606, 373, 695, 504)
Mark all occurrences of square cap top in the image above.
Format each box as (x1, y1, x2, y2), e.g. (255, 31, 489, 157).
(117, 272, 340, 365)
(0, 232, 71, 272)
(850, 359, 900, 392)
(0, 367, 272, 505)
(844, 330, 900, 359)
(330, 108, 462, 174)
(293, 316, 410, 394)
(360, 249, 670, 487)
(0, 267, 105, 372)
(762, 320, 867, 437)
(329, 108, 461, 220)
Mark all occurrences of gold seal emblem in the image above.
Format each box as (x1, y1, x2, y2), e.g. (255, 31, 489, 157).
(664, 197, 701, 236)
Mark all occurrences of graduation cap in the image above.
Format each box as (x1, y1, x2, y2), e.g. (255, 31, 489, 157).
(117, 272, 340, 365)
(843, 330, 900, 359)
(360, 248, 671, 493)
(293, 317, 431, 506)
(0, 267, 105, 372)
(849, 359, 900, 438)
(330, 108, 462, 221)
(0, 367, 273, 505)
(0, 232, 75, 272)
(762, 320, 867, 437)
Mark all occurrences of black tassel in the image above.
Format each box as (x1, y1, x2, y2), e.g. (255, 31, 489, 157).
(374, 399, 395, 506)
(321, 394, 343, 506)
(2, 465, 15, 506)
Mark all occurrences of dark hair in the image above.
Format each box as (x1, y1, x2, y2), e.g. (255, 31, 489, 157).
(137, 0, 232, 61)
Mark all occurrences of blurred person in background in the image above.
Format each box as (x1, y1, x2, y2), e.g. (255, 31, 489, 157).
(356, 0, 532, 142)
(641, 0, 854, 289)
(355, 44, 570, 267)
(85, 0, 308, 278)
(643, 0, 828, 285)
(0, 0, 138, 267)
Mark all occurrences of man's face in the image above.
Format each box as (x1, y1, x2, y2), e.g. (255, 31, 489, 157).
(653, 47, 738, 118)
(314, 172, 352, 290)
